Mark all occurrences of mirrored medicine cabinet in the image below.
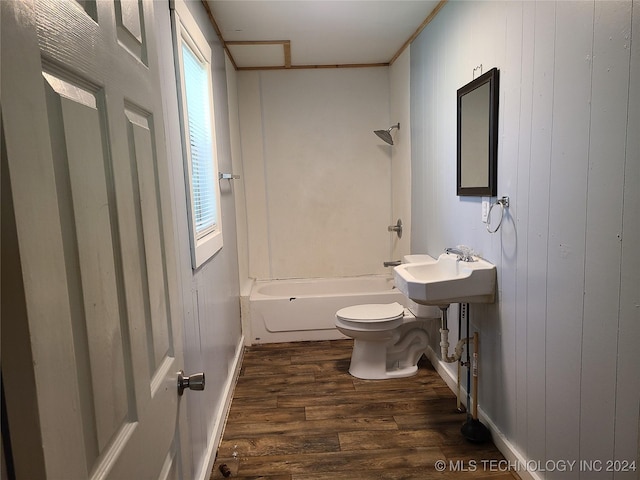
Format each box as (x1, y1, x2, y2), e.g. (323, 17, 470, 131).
(457, 67, 499, 196)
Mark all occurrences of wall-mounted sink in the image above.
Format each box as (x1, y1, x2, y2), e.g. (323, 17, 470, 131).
(394, 253, 496, 306)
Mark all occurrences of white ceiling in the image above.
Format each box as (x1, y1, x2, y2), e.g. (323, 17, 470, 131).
(206, 1, 442, 69)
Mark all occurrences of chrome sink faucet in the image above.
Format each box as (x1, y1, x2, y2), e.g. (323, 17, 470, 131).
(445, 246, 474, 262)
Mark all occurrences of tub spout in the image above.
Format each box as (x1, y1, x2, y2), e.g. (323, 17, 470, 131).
(383, 260, 401, 267)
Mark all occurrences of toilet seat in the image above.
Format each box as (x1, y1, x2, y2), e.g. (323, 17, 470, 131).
(336, 302, 405, 331)
(337, 302, 405, 322)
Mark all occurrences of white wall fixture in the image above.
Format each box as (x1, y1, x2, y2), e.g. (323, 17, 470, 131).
(481, 198, 490, 223)
(394, 252, 496, 306)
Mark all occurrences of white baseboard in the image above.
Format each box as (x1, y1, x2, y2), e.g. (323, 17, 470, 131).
(425, 346, 541, 480)
(197, 335, 245, 480)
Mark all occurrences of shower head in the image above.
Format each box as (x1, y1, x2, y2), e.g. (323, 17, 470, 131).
(374, 123, 400, 145)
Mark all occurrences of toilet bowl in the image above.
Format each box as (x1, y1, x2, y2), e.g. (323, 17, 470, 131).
(336, 301, 439, 379)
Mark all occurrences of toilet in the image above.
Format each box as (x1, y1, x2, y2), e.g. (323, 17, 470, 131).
(335, 255, 440, 379)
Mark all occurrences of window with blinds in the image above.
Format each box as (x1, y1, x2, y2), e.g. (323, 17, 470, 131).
(174, 5, 223, 268)
(182, 43, 216, 238)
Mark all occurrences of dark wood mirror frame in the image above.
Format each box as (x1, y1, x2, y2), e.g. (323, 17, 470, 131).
(457, 67, 499, 196)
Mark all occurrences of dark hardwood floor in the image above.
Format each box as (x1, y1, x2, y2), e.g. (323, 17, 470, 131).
(210, 339, 520, 480)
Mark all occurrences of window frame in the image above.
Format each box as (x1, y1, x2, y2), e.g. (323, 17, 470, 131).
(173, 1, 223, 268)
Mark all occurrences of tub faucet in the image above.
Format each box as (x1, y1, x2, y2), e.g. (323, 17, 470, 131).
(383, 260, 401, 267)
(445, 247, 474, 262)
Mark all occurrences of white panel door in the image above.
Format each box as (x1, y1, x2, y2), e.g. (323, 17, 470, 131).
(2, 1, 189, 478)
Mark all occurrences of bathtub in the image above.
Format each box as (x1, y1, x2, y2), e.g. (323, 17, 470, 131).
(246, 275, 408, 344)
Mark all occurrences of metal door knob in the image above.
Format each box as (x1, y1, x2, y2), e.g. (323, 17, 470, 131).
(177, 370, 205, 396)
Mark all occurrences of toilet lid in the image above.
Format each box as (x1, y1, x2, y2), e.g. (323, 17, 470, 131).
(336, 302, 405, 323)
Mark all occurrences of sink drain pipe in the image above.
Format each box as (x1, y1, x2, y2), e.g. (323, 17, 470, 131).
(438, 305, 468, 364)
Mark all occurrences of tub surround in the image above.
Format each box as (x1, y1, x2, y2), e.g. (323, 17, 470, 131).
(237, 68, 393, 281)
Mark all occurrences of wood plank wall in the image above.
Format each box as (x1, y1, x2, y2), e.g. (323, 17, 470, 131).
(154, 3, 244, 478)
(409, 1, 639, 478)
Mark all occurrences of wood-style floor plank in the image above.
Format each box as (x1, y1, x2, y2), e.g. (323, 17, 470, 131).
(211, 340, 520, 480)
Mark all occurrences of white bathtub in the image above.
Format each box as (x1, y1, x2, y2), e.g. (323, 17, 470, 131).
(246, 275, 408, 344)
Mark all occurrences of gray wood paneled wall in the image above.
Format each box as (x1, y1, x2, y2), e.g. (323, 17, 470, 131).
(155, 2, 243, 478)
(410, 1, 639, 477)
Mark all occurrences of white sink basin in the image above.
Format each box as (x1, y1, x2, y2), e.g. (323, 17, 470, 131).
(394, 253, 496, 306)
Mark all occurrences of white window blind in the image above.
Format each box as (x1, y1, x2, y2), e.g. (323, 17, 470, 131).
(181, 42, 217, 238)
